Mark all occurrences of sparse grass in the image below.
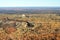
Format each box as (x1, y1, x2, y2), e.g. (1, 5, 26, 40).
(0, 14, 60, 40)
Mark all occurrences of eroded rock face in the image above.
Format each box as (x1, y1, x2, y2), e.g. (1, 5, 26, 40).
(26, 21, 34, 27)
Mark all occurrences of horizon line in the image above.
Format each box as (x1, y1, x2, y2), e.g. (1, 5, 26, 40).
(0, 6, 60, 7)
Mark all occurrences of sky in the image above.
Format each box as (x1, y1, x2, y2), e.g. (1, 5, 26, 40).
(0, 0, 60, 7)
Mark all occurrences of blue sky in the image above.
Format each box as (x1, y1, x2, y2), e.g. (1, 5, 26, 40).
(0, 0, 60, 7)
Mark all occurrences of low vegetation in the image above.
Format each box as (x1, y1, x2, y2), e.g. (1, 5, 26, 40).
(0, 14, 60, 40)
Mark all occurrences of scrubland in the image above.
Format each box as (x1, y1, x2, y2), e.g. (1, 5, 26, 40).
(0, 14, 60, 40)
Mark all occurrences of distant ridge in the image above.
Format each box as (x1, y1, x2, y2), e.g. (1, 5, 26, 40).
(0, 7, 60, 14)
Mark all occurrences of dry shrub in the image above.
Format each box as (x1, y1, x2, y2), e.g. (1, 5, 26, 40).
(21, 33, 60, 40)
(5, 26, 16, 34)
(56, 34, 60, 40)
(3, 24, 16, 34)
(0, 29, 7, 40)
(22, 33, 41, 40)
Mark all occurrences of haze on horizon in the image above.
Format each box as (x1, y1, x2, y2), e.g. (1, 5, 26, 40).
(0, 0, 60, 7)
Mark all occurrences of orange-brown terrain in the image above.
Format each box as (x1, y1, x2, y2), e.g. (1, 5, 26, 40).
(0, 14, 60, 40)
